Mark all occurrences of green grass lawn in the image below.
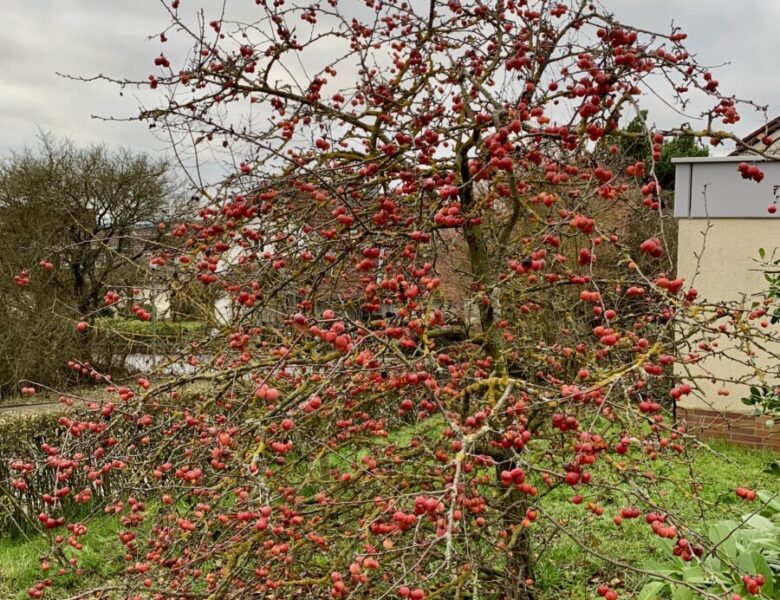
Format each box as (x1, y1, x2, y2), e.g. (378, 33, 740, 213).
(0, 440, 776, 599)
(0, 513, 124, 599)
(534, 440, 779, 599)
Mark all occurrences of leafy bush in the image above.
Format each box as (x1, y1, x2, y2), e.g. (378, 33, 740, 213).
(742, 385, 779, 425)
(640, 490, 780, 599)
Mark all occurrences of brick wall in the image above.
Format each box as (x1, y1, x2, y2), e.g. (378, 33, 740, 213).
(677, 407, 780, 452)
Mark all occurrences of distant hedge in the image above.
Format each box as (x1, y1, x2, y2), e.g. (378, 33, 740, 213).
(0, 408, 133, 535)
(95, 318, 208, 338)
(94, 318, 210, 356)
(0, 388, 200, 535)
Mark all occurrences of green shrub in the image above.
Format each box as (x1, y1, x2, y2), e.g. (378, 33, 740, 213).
(639, 490, 780, 599)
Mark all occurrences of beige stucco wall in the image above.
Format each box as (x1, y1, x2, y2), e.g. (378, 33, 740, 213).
(676, 219, 780, 413)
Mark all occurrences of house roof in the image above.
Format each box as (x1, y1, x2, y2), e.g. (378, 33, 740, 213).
(728, 115, 780, 156)
(740, 116, 780, 146)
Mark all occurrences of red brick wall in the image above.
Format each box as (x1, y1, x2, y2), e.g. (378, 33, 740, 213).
(677, 407, 780, 452)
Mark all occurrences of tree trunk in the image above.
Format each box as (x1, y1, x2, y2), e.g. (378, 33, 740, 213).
(497, 463, 536, 600)
(458, 135, 535, 598)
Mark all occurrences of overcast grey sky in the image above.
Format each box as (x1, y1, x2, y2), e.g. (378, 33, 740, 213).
(1, 0, 778, 161)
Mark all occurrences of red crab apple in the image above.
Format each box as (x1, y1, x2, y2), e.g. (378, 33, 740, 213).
(738, 162, 765, 182)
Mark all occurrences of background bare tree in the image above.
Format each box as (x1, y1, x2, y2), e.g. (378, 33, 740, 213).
(0, 136, 177, 397)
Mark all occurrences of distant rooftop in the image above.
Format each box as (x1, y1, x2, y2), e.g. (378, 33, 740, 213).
(729, 116, 780, 156)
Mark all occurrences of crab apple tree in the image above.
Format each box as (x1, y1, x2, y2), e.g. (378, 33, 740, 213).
(11, 1, 779, 599)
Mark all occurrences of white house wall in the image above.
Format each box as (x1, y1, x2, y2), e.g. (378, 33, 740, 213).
(674, 156, 780, 414)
